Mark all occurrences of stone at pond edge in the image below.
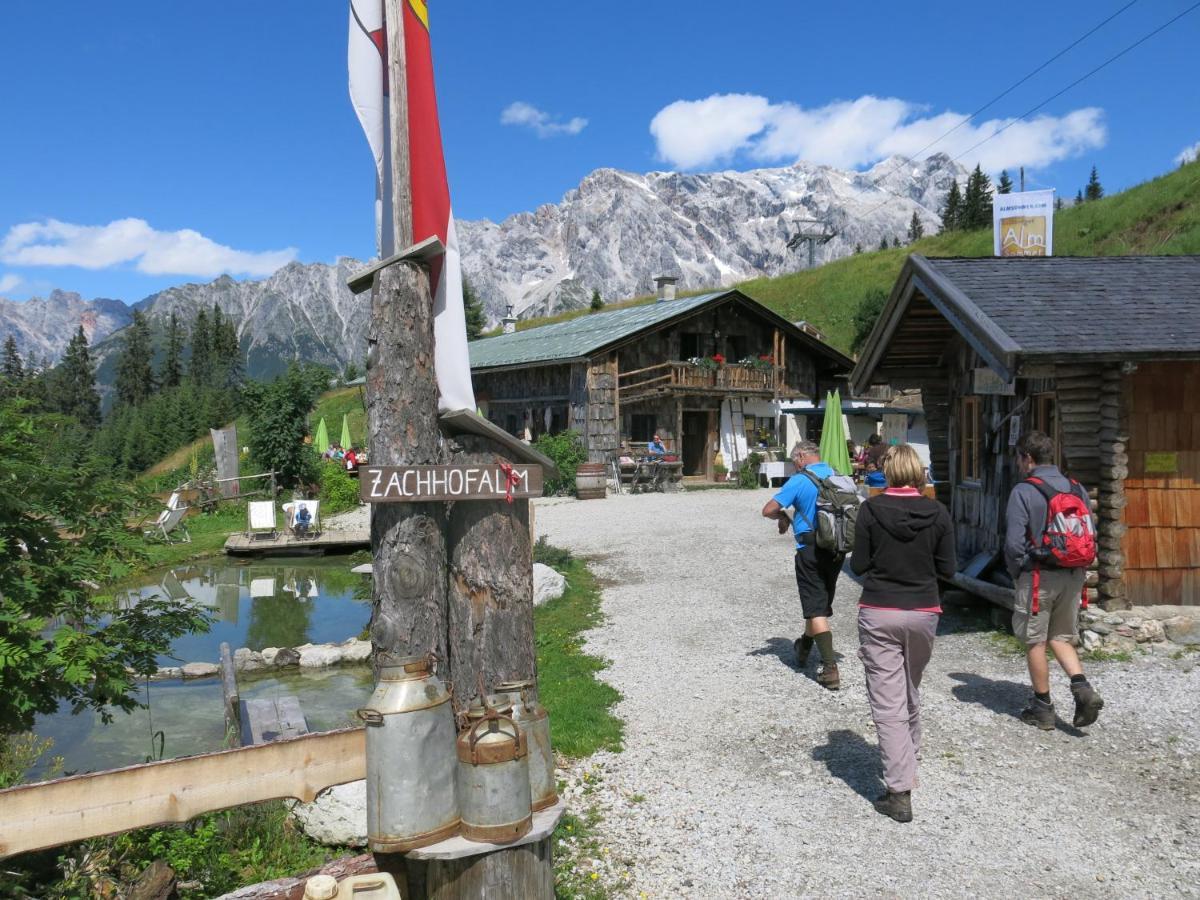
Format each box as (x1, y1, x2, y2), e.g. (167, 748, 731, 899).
(289, 780, 367, 848)
(339, 638, 372, 662)
(181, 662, 219, 679)
(233, 647, 266, 673)
(533, 563, 567, 607)
(1164, 617, 1200, 645)
(300, 645, 344, 668)
(273, 647, 302, 668)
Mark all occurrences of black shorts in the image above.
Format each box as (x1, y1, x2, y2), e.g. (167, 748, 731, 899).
(794, 542, 844, 619)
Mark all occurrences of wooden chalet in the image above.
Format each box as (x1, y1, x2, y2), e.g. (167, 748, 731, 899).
(852, 255, 1200, 607)
(469, 284, 852, 479)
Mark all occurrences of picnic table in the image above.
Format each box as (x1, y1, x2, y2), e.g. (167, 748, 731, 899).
(610, 457, 684, 493)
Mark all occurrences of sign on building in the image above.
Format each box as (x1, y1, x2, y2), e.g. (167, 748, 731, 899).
(972, 367, 1016, 396)
(993, 189, 1055, 257)
(360, 464, 543, 503)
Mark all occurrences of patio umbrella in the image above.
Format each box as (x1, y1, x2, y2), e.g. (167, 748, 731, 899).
(818, 389, 853, 476)
(314, 418, 329, 455)
(341, 413, 353, 450)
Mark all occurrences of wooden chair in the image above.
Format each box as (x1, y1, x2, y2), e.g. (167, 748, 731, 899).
(143, 506, 191, 544)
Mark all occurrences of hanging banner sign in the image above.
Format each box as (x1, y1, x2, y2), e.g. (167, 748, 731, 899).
(993, 189, 1055, 257)
(972, 367, 1016, 396)
(360, 464, 543, 503)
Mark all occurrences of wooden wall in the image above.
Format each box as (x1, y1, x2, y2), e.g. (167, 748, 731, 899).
(584, 354, 620, 463)
(1122, 361, 1200, 605)
(475, 364, 572, 438)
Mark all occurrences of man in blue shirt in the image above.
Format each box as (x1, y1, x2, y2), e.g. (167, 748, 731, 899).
(646, 434, 667, 458)
(761, 439, 845, 690)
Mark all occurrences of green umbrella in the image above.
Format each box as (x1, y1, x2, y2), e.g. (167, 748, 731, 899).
(341, 413, 353, 450)
(819, 389, 854, 476)
(315, 418, 329, 455)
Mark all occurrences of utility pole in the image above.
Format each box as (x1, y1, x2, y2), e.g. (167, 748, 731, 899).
(786, 218, 837, 269)
(1020, 166, 1025, 193)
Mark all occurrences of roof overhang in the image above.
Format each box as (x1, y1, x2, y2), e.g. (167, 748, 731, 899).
(850, 255, 1021, 394)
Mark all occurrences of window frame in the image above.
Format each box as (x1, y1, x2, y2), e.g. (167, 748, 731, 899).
(960, 396, 982, 483)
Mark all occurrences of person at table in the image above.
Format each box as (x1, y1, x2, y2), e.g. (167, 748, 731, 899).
(344, 446, 359, 473)
(647, 434, 667, 458)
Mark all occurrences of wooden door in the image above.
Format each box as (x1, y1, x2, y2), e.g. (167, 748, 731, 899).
(1122, 362, 1200, 605)
(681, 411, 708, 476)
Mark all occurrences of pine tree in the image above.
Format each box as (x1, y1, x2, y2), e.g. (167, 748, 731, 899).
(1054, 197, 1064, 211)
(891, 236, 902, 248)
(161, 311, 184, 389)
(941, 181, 962, 232)
(212, 305, 241, 387)
(52, 326, 101, 429)
(190, 307, 212, 384)
(878, 235, 889, 251)
(463, 279, 486, 341)
(1075, 189, 1084, 205)
(854, 243, 863, 255)
(114, 310, 156, 408)
(960, 165, 993, 230)
(1085, 165, 1104, 201)
(997, 170, 1014, 194)
(907, 211, 924, 243)
(590, 289, 605, 312)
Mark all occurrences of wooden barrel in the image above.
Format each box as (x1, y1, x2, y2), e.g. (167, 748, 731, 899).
(575, 463, 607, 500)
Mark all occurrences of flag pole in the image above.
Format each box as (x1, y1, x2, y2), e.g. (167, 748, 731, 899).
(385, 0, 413, 250)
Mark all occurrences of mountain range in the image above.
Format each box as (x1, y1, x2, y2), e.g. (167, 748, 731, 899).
(0, 153, 965, 381)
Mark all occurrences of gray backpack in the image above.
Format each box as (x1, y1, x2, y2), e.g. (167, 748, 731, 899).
(797, 469, 861, 554)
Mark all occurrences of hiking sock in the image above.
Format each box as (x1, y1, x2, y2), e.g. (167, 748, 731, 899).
(814, 631, 836, 667)
(1070, 674, 1088, 686)
(1035, 690, 1052, 704)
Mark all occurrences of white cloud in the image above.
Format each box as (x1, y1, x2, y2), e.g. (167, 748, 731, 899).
(0, 273, 20, 293)
(500, 102, 588, 138)
(0, 218, 298, 278)
(1176, 141, 1200, 165)
(650, 93, 1106, 173)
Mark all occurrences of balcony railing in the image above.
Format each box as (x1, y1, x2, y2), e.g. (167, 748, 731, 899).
(619, 361, 777, 401)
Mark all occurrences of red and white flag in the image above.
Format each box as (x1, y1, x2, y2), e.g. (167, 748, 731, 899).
(348, 0, 476, 413)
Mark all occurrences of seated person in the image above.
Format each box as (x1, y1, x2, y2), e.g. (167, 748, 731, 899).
(344, 446, 359, 472)
(647, 434, 667, 458)
(293, 502, 313, 537)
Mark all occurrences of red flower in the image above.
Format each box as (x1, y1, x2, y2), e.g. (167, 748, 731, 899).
(759, 354, 773, 362)
(712, 353, 725, 365)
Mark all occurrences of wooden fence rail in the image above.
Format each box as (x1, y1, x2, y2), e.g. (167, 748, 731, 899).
(0, 728, 364, 859)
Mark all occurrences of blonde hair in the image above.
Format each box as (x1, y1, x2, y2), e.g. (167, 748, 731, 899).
(882, 443, 926, 488)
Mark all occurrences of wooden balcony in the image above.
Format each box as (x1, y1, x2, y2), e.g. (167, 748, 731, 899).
(619, 361, 779, 402)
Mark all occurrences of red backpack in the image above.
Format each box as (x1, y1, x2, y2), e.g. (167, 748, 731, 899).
(1025, 476, 1096, 612)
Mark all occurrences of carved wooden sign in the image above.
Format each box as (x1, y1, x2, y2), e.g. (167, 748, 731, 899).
(360, 464, 544, 503)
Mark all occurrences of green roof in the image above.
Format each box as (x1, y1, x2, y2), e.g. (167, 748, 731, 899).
(469, 292, 725, 370)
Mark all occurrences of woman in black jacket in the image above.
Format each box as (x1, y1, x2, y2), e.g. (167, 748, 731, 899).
(850, 443, 955, 823)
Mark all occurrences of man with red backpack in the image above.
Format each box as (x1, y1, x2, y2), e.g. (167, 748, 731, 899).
(1005, 430, 1104, 730)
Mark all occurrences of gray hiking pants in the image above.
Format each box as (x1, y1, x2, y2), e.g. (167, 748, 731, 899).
(857, 607, 939, 793)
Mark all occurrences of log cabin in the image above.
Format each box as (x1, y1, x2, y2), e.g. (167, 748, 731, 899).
(469, 279, 853, 481)
(851, 255, 1200, 608)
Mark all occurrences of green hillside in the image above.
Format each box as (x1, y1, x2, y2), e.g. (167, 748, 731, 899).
(515, 159, 1200, 354)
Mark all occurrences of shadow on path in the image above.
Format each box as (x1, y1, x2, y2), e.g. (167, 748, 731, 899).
(811, 729, 884, 801)
(747, 638, 844, 672)
(948, 671, 1086, 737)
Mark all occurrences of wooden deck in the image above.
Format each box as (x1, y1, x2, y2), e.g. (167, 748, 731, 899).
(224, 529, 370, 556)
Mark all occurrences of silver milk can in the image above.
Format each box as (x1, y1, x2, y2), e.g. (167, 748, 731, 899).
(456, 703, 533, 843)
(358, 654, 460, 851)
(491, 679, 558, 812)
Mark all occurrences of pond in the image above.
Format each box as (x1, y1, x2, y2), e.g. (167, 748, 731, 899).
(31, 557, 374, 778)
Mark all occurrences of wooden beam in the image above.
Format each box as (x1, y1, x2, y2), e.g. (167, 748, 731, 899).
(346, 236, 445, 294)
(0, 728, 365, 858)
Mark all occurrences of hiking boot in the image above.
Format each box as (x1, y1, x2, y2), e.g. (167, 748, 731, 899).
(1071, 681, 1104, 727)
(794, 635, 814, 668)
(816, 663, 840, 691)
(873, 790, 912, 823)
(1020, 697, 1056, 730)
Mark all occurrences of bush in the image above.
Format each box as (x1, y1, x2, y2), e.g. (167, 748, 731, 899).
(533, 430, 588, 497)
(738, 451, 764, 489)
(319, 462, 360, 515)
(533, 535, 573, 570)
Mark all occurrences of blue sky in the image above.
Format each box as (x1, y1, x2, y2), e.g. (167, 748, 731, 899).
(1, 0, 1197, 304)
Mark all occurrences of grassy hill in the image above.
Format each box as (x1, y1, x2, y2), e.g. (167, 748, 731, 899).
(511, 158, 1200, 354)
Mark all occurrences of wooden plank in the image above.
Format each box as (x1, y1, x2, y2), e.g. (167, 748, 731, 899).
(346, 236, 445, 294)
(243, 696, 310, 746)
(224, 529, 370, 556)
(220, 641, 241, 746)
(361, 464, 543, 503)
(406, 799, 565, 862)
(952, 572, 1015, 610)
(0, 728, 365, 858)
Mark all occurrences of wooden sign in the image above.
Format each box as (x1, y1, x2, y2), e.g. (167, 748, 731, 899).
(1145, 452, 1178, 474)
(361, 464, 543, 503)
(972, 367, 1016, 396)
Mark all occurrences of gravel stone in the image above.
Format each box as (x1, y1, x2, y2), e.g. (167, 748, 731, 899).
(535, 491, 1200, 899)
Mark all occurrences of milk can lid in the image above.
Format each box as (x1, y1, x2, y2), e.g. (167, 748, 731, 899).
(303, 874, 339, 900)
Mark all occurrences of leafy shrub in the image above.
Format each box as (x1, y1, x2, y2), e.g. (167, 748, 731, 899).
(738, 451, 764, 489)
(533, 536, 573, 570)
(533, 430, 588, 497)
(319, 462, 360, 515)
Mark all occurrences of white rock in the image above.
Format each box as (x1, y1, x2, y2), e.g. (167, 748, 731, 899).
(289, 780, 367, 847)
(351, 563, 373, 575)
(181, 662, 219, 679)
(234, 649, 266, 672)
(339, 639, 373, 663)
(1081, 630, 1103, 652)
(155, 666, 183, 680)
(533, 563, 567, 607)
(300, 645, 344, 668)
(262, 647, 279, 665)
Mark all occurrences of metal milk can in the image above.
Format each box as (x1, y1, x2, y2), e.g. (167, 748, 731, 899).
(357, 654, 460, 852)
(456, 702, 533, 844)
(491, 679, 558, 812)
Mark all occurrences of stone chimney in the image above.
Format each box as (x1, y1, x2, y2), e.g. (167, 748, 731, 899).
(654, 275, 678, 303)
(502, 304, 517, 335)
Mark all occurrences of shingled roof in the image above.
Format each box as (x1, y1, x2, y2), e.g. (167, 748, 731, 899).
(852, 255, 1200, 392)
(470, 289, 853, 371)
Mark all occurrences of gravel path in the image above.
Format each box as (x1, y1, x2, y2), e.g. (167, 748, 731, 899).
(536, 490, 1200, 899)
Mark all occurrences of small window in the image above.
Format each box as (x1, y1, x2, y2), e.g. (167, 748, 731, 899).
(960, 397, 981, 482)
(680, 333, 703, 359)
(630, 414, 656, 442)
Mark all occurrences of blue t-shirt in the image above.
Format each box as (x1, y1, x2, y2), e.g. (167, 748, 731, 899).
(773, 462, 833, 549)
(647, 440, 666, 457)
